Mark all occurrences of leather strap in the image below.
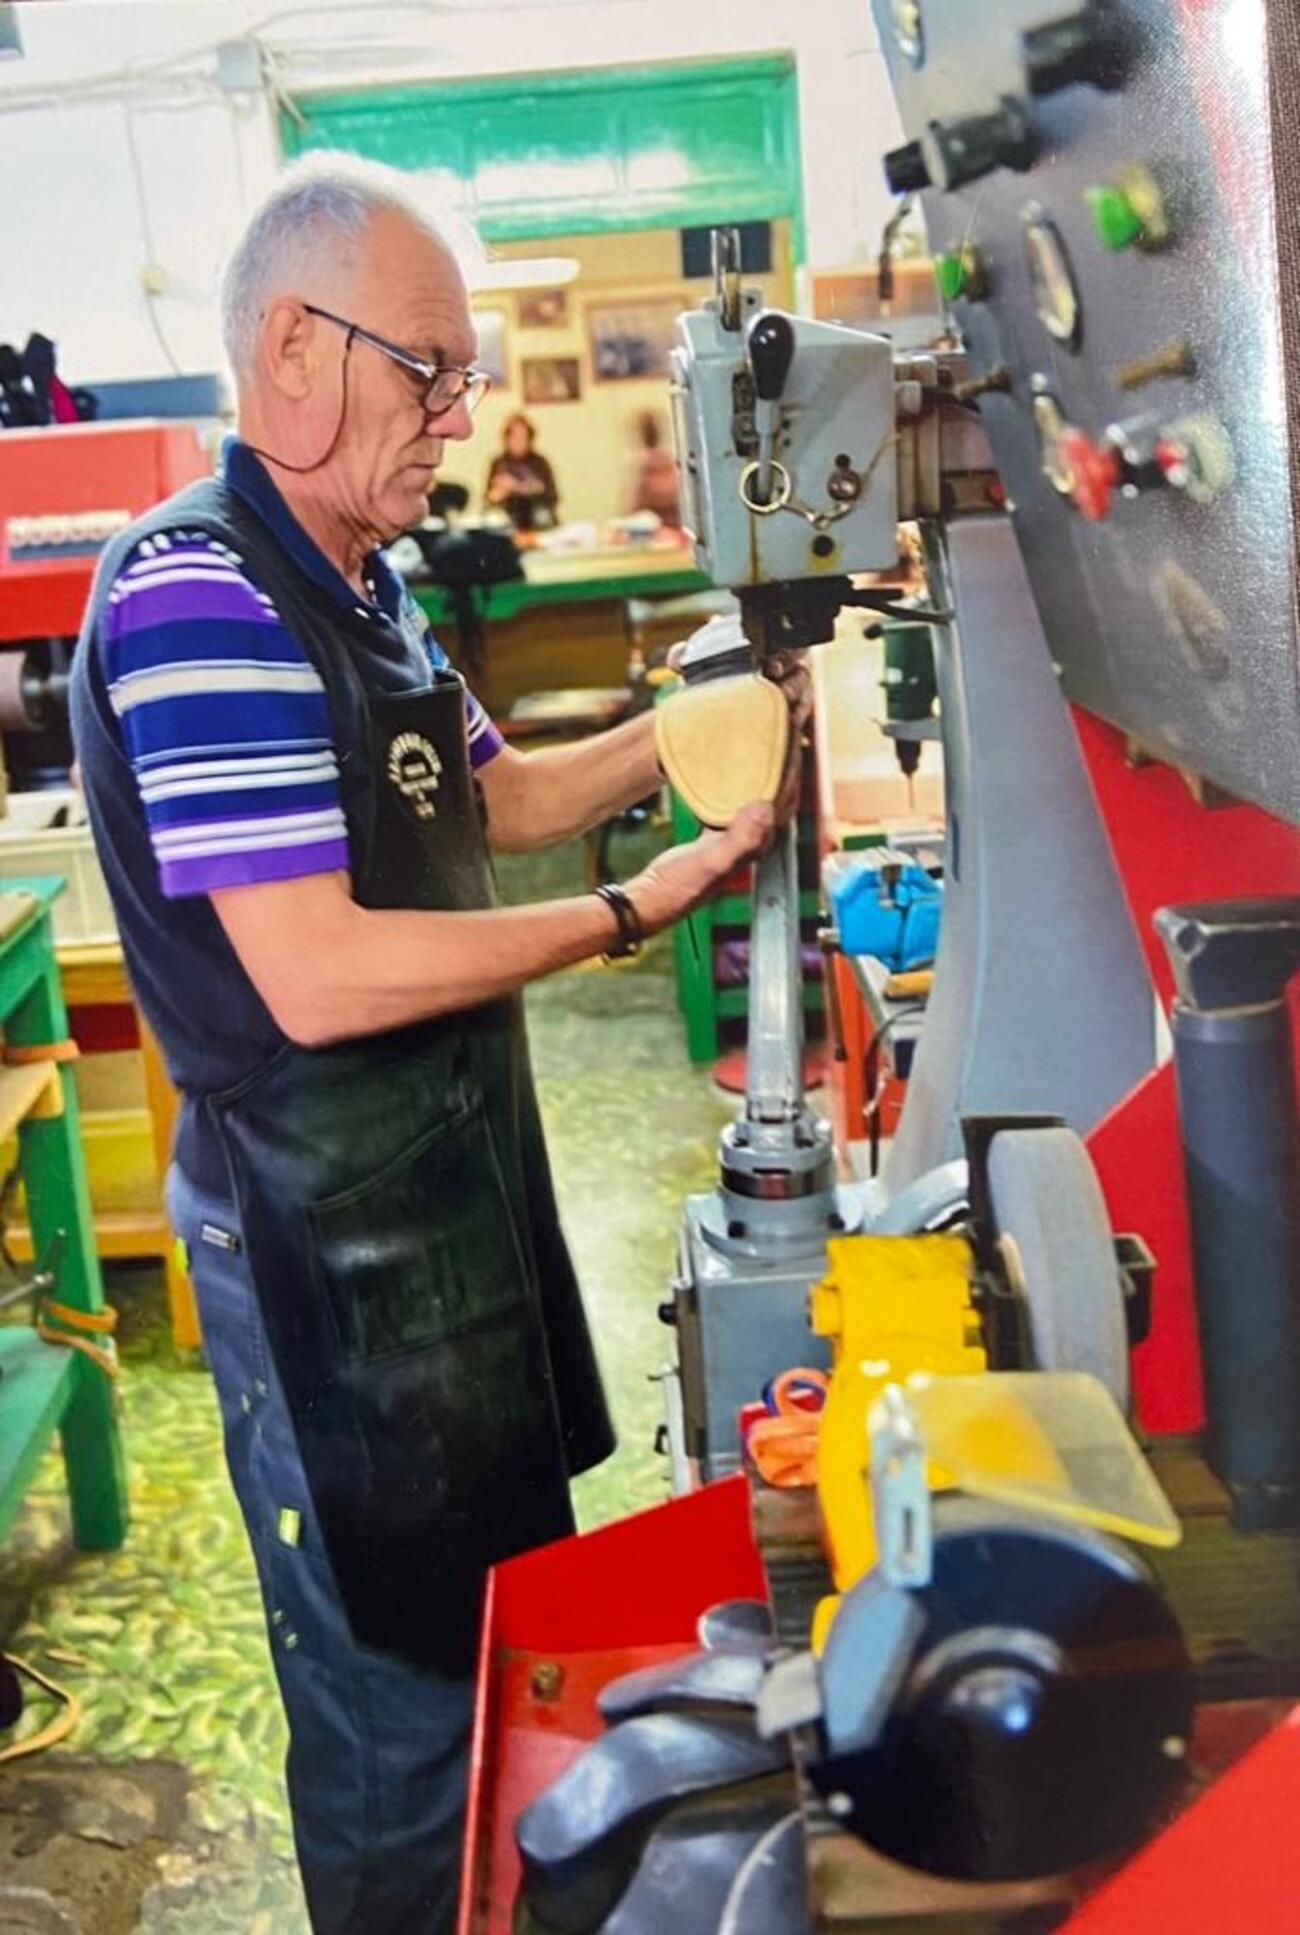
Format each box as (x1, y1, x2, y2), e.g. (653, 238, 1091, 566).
(592, 883, 644, 961)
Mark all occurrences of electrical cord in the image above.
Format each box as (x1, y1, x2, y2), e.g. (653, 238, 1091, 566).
(877, 193, 914, 307)
(121, 97, 185, 376)
(863, 1002, 928, 1178)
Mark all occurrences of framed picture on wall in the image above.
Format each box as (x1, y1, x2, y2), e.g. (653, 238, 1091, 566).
(472, 308, 509, 387)
(521, 356, 581, 404)
(587, 299, 681, 381)
(518, 287, 569, 330)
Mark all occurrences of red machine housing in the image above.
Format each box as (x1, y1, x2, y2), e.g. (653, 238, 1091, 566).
(0, 421, 211, 642)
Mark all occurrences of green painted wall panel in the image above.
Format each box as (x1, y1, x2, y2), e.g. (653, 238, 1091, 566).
(281, 58, 801, 243)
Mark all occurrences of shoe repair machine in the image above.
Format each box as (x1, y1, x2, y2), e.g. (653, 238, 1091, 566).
(470, 4, 1300, 1925)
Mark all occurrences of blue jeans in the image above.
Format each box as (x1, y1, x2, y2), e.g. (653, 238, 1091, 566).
(167, 1167, 474, 1935)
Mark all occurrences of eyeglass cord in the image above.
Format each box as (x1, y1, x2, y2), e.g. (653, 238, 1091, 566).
(241, 328, 358, 477)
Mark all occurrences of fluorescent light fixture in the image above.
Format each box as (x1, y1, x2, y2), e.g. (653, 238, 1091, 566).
(468, 256, 581, 293)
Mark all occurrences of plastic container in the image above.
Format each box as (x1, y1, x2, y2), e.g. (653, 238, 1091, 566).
(0, 789, 117, 945)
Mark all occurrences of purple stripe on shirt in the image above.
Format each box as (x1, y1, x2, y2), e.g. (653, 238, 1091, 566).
(106, 573, 283, 636)
(159, 836, 350, 899)
(469, 718, 503, 768)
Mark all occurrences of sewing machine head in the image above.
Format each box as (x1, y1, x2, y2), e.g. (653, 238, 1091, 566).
(669, 232, 902, 656)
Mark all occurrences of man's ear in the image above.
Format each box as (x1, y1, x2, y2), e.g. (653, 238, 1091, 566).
(260, 298, 316, 400)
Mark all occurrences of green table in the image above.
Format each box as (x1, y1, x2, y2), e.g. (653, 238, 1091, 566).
(0, 876, 128, 1552)
(410, 552, 710, 629)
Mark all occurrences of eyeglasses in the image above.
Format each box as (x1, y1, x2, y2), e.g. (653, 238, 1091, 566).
(303, 303, 491, 419)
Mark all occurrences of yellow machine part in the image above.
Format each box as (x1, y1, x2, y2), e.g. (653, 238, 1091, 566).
(811, 1233, 985, 1617)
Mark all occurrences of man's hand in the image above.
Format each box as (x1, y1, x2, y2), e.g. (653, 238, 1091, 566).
(624, 800, 774, 936)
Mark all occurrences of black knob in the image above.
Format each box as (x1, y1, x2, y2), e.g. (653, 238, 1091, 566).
(884, 138, 931, 195)
(656, 1300, 677, 1327)
(1022, 3, 1136, 96)
(922, 96, 1038, 192)
(747, 310, 796, 403)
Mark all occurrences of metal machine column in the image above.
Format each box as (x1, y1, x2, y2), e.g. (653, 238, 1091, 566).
(886, 516, 1156, 1192)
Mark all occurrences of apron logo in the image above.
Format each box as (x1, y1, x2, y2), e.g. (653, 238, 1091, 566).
(388, 732, 443, 820)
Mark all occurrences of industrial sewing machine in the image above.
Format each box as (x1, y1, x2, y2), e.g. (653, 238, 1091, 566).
(467, 5, 1300, 1927)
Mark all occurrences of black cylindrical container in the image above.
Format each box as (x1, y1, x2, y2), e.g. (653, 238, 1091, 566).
(1170, 997, 1300, 1528)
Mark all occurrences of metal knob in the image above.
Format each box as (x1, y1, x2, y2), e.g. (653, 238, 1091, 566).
(747, 311, 796, 402)
(922, 96, 1038, 192)
(1022, 3, 1137, 96)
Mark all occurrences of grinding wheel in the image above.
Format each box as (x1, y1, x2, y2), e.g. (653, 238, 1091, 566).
(806, 1498, 1193, 1882)
(987, 1126, 1130, 1409)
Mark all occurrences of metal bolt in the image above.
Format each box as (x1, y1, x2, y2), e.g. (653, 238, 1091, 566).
(531, 1661, 565, 1702)
(1113, 340, 1195, 392)
(952, 365, 1012, 404)
(1161, 1734, 1187, 1760)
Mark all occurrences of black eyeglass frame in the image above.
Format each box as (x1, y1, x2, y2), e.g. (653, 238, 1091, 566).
(302, 302, 490, 418)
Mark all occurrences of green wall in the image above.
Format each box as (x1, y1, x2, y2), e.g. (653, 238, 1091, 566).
(280, 57, 803, 249)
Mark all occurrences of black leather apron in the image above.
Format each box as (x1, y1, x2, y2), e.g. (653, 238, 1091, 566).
(131, 490, 619, 1679)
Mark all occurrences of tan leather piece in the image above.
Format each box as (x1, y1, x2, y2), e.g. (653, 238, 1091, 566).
(656, 674, 790, 827)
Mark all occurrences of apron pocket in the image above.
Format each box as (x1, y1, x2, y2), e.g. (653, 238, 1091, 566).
(308, 1093, 529, 1363)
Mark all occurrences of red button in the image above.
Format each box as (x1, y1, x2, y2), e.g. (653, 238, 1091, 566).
(1059, 427, 1122, 522)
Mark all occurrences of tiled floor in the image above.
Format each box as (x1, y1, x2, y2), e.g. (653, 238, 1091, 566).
(0, 834, 735, 1928)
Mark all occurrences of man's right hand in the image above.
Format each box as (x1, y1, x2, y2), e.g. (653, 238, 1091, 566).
(623, 800, 775, 937)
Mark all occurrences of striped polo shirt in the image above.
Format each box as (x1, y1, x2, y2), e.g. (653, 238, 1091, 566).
(102, 448, 501, 901)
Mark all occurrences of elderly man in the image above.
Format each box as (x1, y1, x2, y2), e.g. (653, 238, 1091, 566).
(70, 157, 804, 1931)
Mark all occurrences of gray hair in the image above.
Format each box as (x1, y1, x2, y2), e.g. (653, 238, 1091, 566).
(220, 153, 463, 377)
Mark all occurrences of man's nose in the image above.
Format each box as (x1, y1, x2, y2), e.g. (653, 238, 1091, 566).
(429, 395, 475, 442)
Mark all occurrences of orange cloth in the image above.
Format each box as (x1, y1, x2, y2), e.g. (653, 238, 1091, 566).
(747, 1367, 829, 1488)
